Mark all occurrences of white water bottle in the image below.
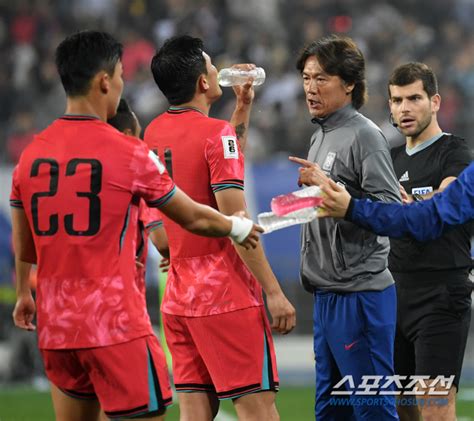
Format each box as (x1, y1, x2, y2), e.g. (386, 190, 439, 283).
(218, 67, 266, 87)
(258, 208, 319, 234)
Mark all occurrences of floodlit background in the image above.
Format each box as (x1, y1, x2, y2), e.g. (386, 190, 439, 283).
(0, 0, 473, 419)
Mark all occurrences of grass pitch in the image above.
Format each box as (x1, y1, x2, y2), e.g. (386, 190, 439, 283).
(0, 386, 473, 420)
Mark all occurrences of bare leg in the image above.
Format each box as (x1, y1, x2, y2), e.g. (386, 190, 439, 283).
(419, 384, 456, 421)
(233, 391, 279, 421)
(98, 407, 166, 420)
(50, 383, 101, 421)
(397, 403, 421, 421)
(177, 392, 219, 421)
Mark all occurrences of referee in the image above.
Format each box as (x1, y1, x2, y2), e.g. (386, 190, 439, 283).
(388, 62, 472, 421)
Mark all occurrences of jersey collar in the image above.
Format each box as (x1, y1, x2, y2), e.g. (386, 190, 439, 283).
(167, 106, 206, 116)
(60, 114, 101, 121)
(311, 104, 358, 132)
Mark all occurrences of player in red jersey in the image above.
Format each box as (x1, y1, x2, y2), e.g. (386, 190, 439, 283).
(145, 35, 296, 421)
(103, 98, 170, 421)
(10, 31, 261, 421)
(107, 97, 170, 265)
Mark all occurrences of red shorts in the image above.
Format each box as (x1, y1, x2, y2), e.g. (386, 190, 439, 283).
(41, 335, 172, 419)
(162, 306, 279, 399)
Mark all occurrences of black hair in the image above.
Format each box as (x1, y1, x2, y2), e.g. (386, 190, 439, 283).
(55, 30, 123, 96)
(296, 34, 367, 109)
(388, 62, 438, 98)
(150, 35, 207, 105)
(107, 98, 138, 134)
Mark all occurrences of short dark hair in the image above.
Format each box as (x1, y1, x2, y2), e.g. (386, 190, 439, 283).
(296, 34, 367, 109)
(151, 35, 207, 105)
(107, 98, 138, 134)
(55, 30, 123, 97)
(388, 62, 438, 98)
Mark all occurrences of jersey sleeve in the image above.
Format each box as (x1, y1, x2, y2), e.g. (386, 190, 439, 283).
(356, 127, 401, 203)
(205, 123, 244, 194)
(10, 165, 24, 209)
(440, 137, 472, 180)
(143, 206, 164, 234)
(348, 163, 474, 241)
(130, 142, 176, 208)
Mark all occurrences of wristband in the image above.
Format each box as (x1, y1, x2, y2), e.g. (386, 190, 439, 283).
(228, 215, 253, 244)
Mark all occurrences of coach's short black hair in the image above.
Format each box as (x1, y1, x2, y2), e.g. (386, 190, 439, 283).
(107, 98, 138, 134)
(151, 35, 207, 105)
(296, 34, 367, 109)
(388, 62, 438, 98)
(55, 30, 123, 97)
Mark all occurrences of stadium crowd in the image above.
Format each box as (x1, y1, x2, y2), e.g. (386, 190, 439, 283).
(1, 1, 474, 419)
(1, 0, 474, 163)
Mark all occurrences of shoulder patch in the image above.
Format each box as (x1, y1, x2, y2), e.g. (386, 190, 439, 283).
(148, 150, 166, 174)
(222, 136, 239, 159)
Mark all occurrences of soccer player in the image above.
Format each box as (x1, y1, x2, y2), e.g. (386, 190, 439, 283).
(107, 98, 170, 263)
(10, 30, 261, 421)
(145, 35, 296, 421)
(315, 162, 474, 240)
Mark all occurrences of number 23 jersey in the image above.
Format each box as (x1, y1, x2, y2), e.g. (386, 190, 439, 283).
(10, 116, 176, 349)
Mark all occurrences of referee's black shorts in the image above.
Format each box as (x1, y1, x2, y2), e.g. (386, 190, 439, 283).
(394, 271, 472, 391)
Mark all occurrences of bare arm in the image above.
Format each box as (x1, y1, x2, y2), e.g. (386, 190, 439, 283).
(149, 225, 170, 259)
(11, 208, 36, 331)
(215, 188, 296, 334)
(11, 208, 36, 263)
(229, 65, 255, 152)
(158, 187, 262, 249)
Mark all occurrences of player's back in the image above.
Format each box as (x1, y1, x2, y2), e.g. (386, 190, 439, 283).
(16, 116, 142, 279)
(12, 115, 176, 348)
(145, 108, 262, 317)
(145, 108, 241, 257)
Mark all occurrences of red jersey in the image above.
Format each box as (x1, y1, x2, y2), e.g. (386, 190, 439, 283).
(144, 107, 263, 317)
(10, 115, 176, 349)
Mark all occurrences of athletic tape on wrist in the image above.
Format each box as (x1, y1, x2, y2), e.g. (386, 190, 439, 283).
(228, 215, 253, 244)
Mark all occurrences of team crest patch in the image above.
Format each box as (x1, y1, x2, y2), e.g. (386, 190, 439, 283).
(323, 152, 336, 172)
(148, 150, 166, 174)
(411, 186, 433, 195)
(222, 136, 239, 159)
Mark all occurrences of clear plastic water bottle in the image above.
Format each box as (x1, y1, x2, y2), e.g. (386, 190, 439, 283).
(218, 67, 266, 87)
(258, 207, 318, 234)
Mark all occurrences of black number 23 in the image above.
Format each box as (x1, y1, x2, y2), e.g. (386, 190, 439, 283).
(30, 158, 102, 236)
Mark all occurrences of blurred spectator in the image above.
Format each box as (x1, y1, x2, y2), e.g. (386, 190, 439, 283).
(6, 109, 37, 164)
(0, 0, 472, 165)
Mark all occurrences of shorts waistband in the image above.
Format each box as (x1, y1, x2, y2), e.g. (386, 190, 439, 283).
(393, 269, 470, 285)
